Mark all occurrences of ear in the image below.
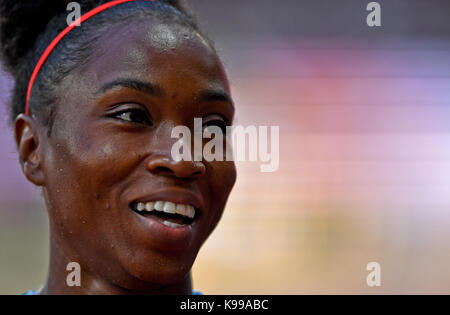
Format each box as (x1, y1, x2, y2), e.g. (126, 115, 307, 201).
(14, 114, 45, 186)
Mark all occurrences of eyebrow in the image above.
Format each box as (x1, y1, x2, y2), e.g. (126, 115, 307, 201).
(96, 79, 165, 96)
(97, 78, 234, 108)
(198, 89, 234, 109)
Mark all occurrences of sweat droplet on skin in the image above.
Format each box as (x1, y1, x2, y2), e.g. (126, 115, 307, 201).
(146, 24, 196, 51)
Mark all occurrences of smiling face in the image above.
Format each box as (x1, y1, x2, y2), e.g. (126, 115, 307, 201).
(35, 19, 236, 290)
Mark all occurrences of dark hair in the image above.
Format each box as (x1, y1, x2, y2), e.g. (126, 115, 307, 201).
(0, 0, 211, 134)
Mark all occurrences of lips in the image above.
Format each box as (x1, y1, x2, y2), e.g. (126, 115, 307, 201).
(127, 189, 205, 250)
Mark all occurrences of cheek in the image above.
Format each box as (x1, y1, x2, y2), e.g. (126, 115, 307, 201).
(44, 131, 142, 229)
(43, 130, 149, 269)
(59, 127, 145, 184)
(205, 161, 236, 222)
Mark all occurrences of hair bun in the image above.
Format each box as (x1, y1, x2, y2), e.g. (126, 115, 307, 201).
(0, 0, 71, 75)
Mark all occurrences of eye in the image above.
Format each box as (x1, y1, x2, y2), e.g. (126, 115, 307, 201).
(113, 108, 152, 125)
(203, 118, 228, 134)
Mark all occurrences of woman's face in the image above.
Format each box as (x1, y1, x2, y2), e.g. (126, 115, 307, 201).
(35, 19, 236, 289)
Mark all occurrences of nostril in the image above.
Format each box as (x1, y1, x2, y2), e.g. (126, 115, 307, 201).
(192, 170, 203, 177)
(157, 165, 204, 178)
(155, 166, 173, 175)
(193, 162, 206, 177)
(146, 154, 206, 178)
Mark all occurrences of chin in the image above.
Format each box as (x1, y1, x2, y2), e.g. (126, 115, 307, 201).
(119, 252, 196, 289)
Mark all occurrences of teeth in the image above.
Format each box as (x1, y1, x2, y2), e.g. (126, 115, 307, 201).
(154, 201, 164, 211)
(137, 202, 145, 211)
(145, 202, 154, 212)
(133, 200, 196, 219)
(176, 204, 186, 215)
(162, 221, 185, 228)
(186, 205, 195, 218)
(163, 202, 176, 214)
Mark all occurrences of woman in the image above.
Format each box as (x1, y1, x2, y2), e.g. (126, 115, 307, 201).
(0, 0, 236, 294)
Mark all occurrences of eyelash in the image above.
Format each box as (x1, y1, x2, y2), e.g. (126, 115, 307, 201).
(111, 108, 229, 132)
(203, 119, 228, 133)
(112, 108, 152, 126)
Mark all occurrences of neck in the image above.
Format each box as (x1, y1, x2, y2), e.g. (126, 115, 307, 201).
(38, 237, 193, 295)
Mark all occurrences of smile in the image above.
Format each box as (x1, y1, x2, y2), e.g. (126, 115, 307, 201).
(130, 200, 197, 229)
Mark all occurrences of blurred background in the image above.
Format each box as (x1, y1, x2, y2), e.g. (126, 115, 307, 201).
(2, 0, 450, 294)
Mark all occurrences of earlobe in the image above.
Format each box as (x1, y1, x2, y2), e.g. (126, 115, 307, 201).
(14, 114, 45, 186)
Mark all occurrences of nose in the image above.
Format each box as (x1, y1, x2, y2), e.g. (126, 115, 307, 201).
(146, 154, 206, 179)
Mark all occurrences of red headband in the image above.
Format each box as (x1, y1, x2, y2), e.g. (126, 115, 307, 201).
(25, 0, 155, 115)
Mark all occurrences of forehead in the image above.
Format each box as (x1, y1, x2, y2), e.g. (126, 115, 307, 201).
(77, 19, 229, 93)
